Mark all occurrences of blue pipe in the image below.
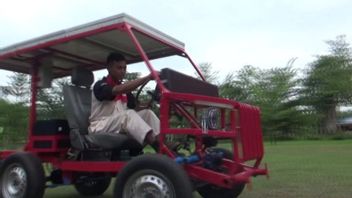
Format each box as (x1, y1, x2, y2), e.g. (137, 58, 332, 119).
(175, 154, 200, 164)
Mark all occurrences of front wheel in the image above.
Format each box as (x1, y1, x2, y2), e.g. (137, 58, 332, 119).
(114, 154, 193, 198)
(197, 183, 245, 198)
(0, 152, 46, 198)
(197, 148, 245, 198)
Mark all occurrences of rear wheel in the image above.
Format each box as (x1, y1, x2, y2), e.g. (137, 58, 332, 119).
(114, 154, 193, 198)
(0, 152, 46, 198)
(74, 172, 111, 196)
(197, 148, 245, 198)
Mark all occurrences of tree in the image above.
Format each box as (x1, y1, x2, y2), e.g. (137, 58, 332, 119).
(254, 66, 306, 137)
(302, 35, 352, 134)
(0, 99, 28, 146)
(196, 62, 219, 84)
(124, 72, 141, 81)
(219, 65, 260, 102)
(0, 72, 30, 104)
(219, 64, 307, 138)
(36, 78, 69, 119)
(0, 71, 71, 145)
(0, 73, 30, 145)
(1, 72, 70, 120)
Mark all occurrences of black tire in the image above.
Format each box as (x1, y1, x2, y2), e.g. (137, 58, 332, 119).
(197, 148, 245, 198)
(0, 152, 45, 198)
(74, 172, 111, 196)
(114, 154, 193, 198)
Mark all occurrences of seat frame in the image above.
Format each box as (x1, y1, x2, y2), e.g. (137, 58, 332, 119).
(62, 68, 143, 160)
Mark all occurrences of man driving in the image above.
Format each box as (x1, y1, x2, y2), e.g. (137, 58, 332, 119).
(88, 52, 160, 147)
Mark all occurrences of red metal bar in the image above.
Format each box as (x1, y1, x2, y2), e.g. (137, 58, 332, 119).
(29, 135, 69, 141)
(231, 110, 241, 162)
(238, 104, 264, 162)
(253, 107, 264, 167)
(130, 26, 185, 53)
(159, 143, 176, 158)
(185, 165, 234, 188)
(28, 135, 70, 153)
(124, 23, 166, 92)
(185, 164, 253, 188)
(159, 96, 170, 155)
(164, 92, 237, 107)
(185, 163, 267, 189)
(173, 103, 200, 129)
(240, 104, 250, 160)
(0, 150, 16, 159)
(166, 129, 236, 138)
(184, 52, 205, 81)
(222, 158, 244, 175)
(159, 97, 170, 133)
(59, 161, 126, 172)
(26, 62, 39, 150)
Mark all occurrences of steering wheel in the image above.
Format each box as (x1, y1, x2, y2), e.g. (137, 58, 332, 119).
(135, 80, 161, 108)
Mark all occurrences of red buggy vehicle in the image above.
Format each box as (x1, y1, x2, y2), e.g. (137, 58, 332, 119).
(0, 13, 267, 198)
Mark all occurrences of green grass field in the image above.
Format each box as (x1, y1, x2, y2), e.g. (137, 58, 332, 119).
(45, 140, 352, 198)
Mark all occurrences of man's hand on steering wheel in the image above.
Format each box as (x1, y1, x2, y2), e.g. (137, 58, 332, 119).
(135, 71, 161, 110)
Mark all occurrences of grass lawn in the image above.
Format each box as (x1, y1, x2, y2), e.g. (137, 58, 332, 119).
(45, 140, 352, 198)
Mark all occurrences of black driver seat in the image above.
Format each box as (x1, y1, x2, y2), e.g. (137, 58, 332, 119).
(63, 67, 142, 153)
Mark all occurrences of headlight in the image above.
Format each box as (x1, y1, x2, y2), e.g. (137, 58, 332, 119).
(206, 108, 219, 130)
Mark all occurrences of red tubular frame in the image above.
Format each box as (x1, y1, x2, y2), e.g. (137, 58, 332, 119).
(157, 91, 267, 187)
(124, 24, 165, 90)
(0, 19, 267, 189)
(28, 63, 39, 140)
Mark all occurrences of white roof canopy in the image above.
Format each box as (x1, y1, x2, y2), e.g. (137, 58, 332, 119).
(0, 13, 185, 78)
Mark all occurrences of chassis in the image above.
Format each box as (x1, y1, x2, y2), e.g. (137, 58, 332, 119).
(0, 13, 267, 198)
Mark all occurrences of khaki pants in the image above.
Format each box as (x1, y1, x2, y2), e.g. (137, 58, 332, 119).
(89, 102, 160, 144)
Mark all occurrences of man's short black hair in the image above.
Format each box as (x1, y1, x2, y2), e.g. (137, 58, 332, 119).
(106, 52, 126, 66)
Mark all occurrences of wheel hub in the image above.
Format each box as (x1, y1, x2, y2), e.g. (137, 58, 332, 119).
(129, 175, 171, 198)
(2, 165, 27, 198)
